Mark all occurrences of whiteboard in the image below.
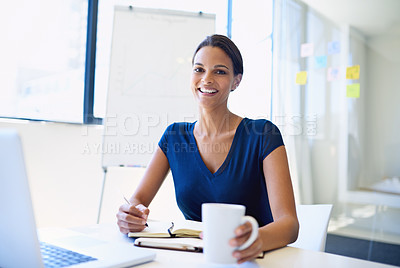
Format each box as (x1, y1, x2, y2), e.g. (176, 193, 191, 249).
(102, 6, 215, 168)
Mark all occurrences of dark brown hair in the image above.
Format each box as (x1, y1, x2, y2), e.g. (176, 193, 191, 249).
(192, 34, 243, 76)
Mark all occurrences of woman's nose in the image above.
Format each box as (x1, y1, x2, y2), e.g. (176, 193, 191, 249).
(201, 72, 213, 84)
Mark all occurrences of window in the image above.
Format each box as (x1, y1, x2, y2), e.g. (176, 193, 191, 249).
(0, 0, 88, 123)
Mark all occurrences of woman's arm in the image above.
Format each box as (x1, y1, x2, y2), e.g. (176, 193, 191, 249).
(259, 145, 299, 248)
(129, 146, 171, 207)
(231, 145, 299, 263)
(116, 146, 170, 234)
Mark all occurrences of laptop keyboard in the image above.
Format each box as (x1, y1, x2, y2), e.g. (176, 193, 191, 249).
(40, 242, 97, 268)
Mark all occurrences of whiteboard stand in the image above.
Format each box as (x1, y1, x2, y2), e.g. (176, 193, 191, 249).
(97, 167, 108, 224)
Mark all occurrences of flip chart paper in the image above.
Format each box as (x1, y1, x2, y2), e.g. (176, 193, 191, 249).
(315, 56, 327, 68)
(346, 83, 360, 98)
(328, 41, 340, 54)
(327, 67, 340, 81)
(301, 43, 314, 57)
(346, 65, 360, 79)
(296, 71, 308, 85)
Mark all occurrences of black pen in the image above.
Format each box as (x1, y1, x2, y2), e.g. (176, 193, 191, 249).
(124, 196, 149, 227)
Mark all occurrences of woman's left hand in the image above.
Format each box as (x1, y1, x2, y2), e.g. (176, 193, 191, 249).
(229, 221, 263, 264)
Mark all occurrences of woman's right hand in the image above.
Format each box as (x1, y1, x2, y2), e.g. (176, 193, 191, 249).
(116, 203, 149, 234)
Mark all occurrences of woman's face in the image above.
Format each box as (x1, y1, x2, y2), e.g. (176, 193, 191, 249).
(191, 46, 241, 109)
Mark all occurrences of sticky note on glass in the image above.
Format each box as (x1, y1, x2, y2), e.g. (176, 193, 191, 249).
(301, 43, 314, 57)
(296, 71, 308, 85)
(327, 67, 340, 81)
(346, 83, 360, 98)
(328, 41, 340, 54)
(346, 65, 360, 79)
(315, 56, 327, 68)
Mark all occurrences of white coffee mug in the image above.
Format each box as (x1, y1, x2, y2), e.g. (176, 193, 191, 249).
(202, 203, 259, 264)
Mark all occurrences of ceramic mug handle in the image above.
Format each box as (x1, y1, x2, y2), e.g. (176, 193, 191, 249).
(237, 216, 259, 250)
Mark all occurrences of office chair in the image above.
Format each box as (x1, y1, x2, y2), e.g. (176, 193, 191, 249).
(288, 204, 333, 252)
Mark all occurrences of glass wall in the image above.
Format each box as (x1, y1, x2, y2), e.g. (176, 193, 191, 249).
(272, 0, 400, 264)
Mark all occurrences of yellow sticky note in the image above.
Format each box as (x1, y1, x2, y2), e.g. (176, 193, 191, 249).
(296, 71, 308, 85)
(346, 65, 360, 79)
(346, 83, 360, 98)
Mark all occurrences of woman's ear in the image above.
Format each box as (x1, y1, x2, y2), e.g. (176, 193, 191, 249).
(231, 74, 242, 92)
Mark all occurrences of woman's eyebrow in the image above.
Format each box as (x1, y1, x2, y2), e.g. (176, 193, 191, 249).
(193, 63, 230, 70)
(214, 64, 229, 70)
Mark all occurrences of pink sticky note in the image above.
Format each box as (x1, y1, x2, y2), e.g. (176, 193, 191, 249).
(327, 67, 340, 81)
(301, 43, 314, 57)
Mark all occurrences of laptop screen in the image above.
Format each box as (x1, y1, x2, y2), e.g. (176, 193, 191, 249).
(0, 129, 44, 267)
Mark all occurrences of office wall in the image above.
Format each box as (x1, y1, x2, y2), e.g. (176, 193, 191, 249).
(0, 120, 183, 228)
(0, 120, 103, 227)
(363, 35, 400, 187)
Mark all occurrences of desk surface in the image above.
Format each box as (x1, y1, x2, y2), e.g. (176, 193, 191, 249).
(40, 223, 395, 268)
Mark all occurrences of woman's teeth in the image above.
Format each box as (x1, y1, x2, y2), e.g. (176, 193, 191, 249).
(200, 88, 217, 93)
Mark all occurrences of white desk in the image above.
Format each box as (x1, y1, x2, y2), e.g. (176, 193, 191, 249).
(40, 223, 396, 268)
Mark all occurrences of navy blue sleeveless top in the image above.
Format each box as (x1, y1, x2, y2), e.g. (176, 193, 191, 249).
(158, 118, 284, 226)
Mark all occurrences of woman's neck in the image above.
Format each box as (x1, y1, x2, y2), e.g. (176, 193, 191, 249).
(196, 107, 242, 137)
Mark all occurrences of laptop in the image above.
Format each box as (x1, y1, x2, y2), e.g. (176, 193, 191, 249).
(0, 129, 156, 268)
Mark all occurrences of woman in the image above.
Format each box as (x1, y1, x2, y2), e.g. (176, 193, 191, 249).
(116, 34, 299, 263)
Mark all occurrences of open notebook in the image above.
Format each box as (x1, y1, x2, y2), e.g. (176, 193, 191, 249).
(0, 129, 156, 268)
(128, 220, 202, 238)
(129, 220, 204, 252)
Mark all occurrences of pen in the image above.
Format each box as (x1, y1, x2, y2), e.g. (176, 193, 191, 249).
(124, 196, 149, 227)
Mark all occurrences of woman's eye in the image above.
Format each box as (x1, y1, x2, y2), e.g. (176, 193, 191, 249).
(193, 67, 204, 73)
(216, 70, 226, 75)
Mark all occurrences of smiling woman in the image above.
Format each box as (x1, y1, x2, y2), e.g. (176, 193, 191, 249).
(116, 34, 299, 264)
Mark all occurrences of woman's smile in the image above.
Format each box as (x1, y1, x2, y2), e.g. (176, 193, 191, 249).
(198, 87, 219, 95)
